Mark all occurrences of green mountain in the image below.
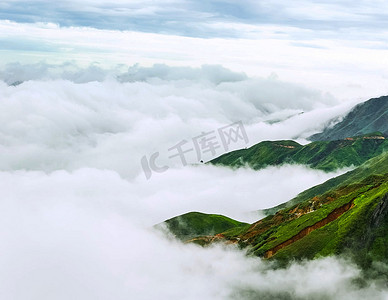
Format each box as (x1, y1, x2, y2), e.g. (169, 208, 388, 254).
(160, 151, 388, 268)
(261, 145, 388, 215)
(155, 212, 248, 243)
(157, 96, 388, 268)
(309, 96, 388, 141)
(210, 133, 387, 172)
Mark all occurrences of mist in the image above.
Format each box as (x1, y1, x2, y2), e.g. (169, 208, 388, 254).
(0, 64, 358, 178)
(3, 0, 388, 297)
(0, 63, 380, 299)
(0, 168, 387, 300)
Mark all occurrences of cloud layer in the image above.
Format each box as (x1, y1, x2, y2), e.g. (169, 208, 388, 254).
(0, 64, 357, 178)
(0, 168, 387, 300)
(0, 64, 380, 299)
(1, 20, 388, 100)
(2, 1, 388, 297)
(2, 0, 388, 38)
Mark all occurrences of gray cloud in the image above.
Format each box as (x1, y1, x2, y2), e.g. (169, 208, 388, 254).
(2, 0, 388, 39)
(118, 64, 248, 84)
(0, 62, 248, 85)
(0, 62, 117, 84)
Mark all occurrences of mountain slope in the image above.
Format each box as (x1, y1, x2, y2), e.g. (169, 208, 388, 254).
(155, 212, 249, 242)
(210, 133, 387, 172)
(309, 96, 388, 141)
(241, 174, 388, 261)
(262, 146, 388, 215)
(162, 151, 388, 268)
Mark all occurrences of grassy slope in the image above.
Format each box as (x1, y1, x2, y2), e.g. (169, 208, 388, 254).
(273, 181, 388, 267)
(157, 212, 248, 242)
(216, 152, 388, 265)
(211, 133, 387, 172)
(157, 151, 388, 268)
(180, 152, 388, 267)
(211, 140, 302, 170)
(261, 145, 388, 215)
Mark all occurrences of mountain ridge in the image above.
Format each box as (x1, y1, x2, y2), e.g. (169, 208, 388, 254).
(210, 132, 387, 172)
(309, 96, 388, 141)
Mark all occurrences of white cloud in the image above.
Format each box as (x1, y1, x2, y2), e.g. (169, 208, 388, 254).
(1, 2, 387, 297)
(0, 61, 379, 299)
(0, 64, 351, 220)
(0, 69, 355, 178)
(0, 55, 384, 300)
(0, 168, 386, 300)
(1, 20, 388, 100)
(0, 164, 348, 226)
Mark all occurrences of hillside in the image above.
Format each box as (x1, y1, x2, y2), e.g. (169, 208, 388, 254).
(309, 96, 388, 141)
(155, 212, 249, 242)
(160, 151, 388, 268)
(261, 145, 388, 215)
(210, 133, 387, 172)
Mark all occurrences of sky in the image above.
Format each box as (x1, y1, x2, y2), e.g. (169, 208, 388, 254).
(2, 0, 388, 35)
(1, 2, 388, 299)
(1, 0, 388, 99)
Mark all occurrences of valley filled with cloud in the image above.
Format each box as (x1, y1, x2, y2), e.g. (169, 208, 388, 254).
(1, 1, 388, 299)
(0, 65, 384, 299)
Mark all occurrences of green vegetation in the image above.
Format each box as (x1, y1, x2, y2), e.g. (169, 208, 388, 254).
(156, 212, 248, 242)
(261, 147, 388, 215)
(273, 181, 388, 265)
(217, 152, 388, 267)
(210, 132, 387, 172)
(161, 151, 388, 270)
(239, 180, 375, 254)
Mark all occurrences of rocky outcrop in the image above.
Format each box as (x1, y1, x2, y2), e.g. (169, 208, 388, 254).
(359, 193, 388, 249)
(369, 193, 388, 228)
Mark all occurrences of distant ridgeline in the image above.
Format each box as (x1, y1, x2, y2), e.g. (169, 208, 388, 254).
(210, 132, 387, 172)
(309, 95, 388, 141)
(210, 95, 388, 172)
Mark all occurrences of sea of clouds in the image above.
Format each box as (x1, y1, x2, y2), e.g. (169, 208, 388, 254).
(0, 63, 384, 299)
(0, 62, 359, 177)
